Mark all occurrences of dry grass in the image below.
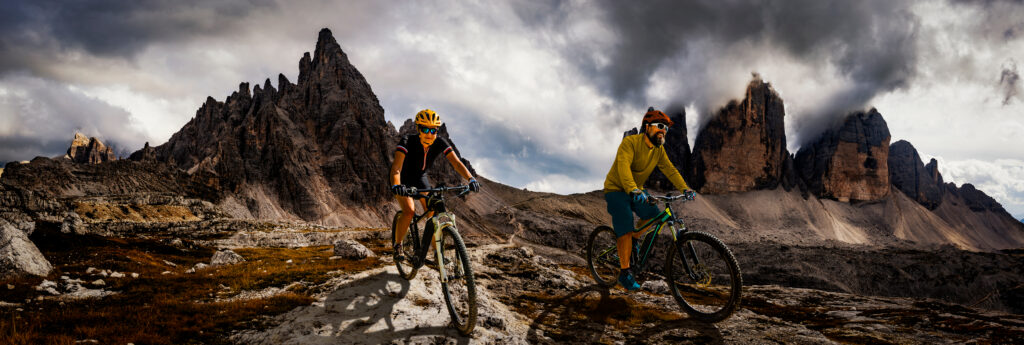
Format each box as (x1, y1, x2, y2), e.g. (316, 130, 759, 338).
(0, 227, 389, 344)
(74, 202, 200, 222)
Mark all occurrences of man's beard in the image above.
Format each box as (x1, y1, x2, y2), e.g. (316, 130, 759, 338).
(647, 132, 665, 147)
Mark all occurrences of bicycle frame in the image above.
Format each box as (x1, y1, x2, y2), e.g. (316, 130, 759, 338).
(600, 196, 706, 281)
(403, 187, 467, 284)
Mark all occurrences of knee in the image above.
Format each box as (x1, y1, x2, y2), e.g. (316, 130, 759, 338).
(399, 211, 413, 221)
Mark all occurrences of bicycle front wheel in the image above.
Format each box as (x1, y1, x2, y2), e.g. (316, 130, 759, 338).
(392, 212, 417, 280)
(586, 226, 621, 288)
(439, 225, 477, 335)
(665, 231, 742, 323)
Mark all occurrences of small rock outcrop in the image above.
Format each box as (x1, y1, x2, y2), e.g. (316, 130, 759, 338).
(66, 133, 116, 164)
(795, 108, 891, 202)
(888, 140, 943, 209)
(0, 218, 52, 278)
(691, 77, 790, 193)
(210, 249, 245, 267)
(332, 239, 375, 260)
(950, 183, 1007, 213)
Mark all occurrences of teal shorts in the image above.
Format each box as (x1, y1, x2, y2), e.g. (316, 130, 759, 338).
(604, 191, 661, 237)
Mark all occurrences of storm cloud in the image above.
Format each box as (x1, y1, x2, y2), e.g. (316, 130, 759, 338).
(1000, 60, 1020, 105)
(512, 0, 921, 145)
(0, 0, 1022, 215)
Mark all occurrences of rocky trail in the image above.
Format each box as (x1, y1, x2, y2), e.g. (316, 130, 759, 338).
(3, 218, 1024, 344)
(230, 237, 1024, 344)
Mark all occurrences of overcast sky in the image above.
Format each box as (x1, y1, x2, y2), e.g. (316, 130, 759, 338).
(0, 0, 1022, 218)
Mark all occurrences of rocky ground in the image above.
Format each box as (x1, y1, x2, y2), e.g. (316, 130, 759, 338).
(3, 223, 1024, 344)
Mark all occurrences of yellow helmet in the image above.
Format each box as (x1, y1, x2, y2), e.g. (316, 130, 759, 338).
(414, 109, 442, 127)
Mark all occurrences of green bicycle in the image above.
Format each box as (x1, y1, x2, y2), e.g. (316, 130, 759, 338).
(586, 192, 742, 323)
(391, 185, 477, 335)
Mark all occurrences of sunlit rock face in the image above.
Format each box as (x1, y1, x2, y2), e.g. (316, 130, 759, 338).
(795, 109, 891, 202)
(691, 77, 791, 194)
(66, 133, 116, 164)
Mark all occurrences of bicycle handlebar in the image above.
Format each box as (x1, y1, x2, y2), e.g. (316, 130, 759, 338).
(403, 185, 473, 199)
(650, 190, 697, 202)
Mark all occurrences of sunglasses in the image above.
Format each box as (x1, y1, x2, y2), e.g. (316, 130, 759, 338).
(419, 126, 439, 135)
(650, 123, 670, 130)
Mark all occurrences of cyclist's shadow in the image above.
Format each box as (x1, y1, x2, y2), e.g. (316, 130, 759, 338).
(303, 269, 470, 344)
(526, 284, 724, 344)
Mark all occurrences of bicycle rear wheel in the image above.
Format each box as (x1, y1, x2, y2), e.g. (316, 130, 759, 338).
(392, 212, 417, 280)
(665, 231, 742, 323)
(586, 226, 621, 288)
(439, 225, 477, 335)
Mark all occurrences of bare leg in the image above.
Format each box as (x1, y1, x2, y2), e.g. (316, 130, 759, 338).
(617, 233, 633, 270)
(394, 195, 416, 247)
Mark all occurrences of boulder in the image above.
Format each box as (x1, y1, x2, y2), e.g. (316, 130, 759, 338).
(795, 108, 891, 202)
(66, 133, 116, 164)
(332, 239, 375, 260)
(0, 218, 52, 278)
(210, 249, 245, 267)
(692, 77, 791, 193)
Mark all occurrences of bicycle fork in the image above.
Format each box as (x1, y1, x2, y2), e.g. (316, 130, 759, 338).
(428, 213, 460, 284)
(670, 224, 707, 283)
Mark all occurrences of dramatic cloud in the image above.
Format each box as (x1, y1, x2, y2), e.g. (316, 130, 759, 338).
(0, 0, 1021, 205)
(513, 0, 920, 145)
(1000, 60, 1020, 105)
(0, 75, 149, 162)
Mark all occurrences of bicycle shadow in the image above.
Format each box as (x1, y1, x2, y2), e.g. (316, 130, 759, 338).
(525, 284, 724, 344)
(259, 268, 471, 345)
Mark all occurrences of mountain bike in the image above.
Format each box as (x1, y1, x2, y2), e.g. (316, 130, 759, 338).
(391, 184, 477, 335)
(586, 191, 742, 323)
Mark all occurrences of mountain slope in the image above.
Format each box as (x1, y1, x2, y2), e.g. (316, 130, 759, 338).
(143, 29, 395, 226)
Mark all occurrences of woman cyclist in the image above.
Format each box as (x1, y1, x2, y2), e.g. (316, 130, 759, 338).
(389, 109, 479, 259)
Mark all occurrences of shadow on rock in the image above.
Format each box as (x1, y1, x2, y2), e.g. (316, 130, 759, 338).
(238, 269, 471, 345)
(526, 284, 723, 344)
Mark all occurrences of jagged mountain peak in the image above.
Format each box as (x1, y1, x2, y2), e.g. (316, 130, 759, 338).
(136, 28, 394, 226)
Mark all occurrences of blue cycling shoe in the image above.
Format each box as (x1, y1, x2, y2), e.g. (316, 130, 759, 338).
(618, 268, 641, 291)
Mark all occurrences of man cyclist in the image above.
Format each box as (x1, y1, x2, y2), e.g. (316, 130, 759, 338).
(603, 107, 694, 291)
(389, 109, 480, 260)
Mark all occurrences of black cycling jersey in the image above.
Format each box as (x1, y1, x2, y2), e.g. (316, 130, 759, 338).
(395, 134, 453, 189)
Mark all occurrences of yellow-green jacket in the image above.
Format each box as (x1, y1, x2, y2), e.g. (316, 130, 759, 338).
(603, 134, 689, 193)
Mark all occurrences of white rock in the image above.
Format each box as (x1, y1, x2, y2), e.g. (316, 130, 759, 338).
(210, 249, 245, 267)
(6, 284, 13, 290)
(185, 262, 209, 274)
(110, 272, 125, 278)
(131, 273, 139, 278)
(332, 239, 376, 260)
(0, 219, 53, 278)
(99, 270, 109, 277)
(91, 279, 105, 286)
(86, 267, 98, 274)
(162, 260, 178, 267)
(285, 259, 293, 264)
(161, 271, 172, 275)
(35, 279, 57, 291)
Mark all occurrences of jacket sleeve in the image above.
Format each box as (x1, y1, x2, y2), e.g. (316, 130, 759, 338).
(614, 138, 640, 192)
(657, 148, 690, 192)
